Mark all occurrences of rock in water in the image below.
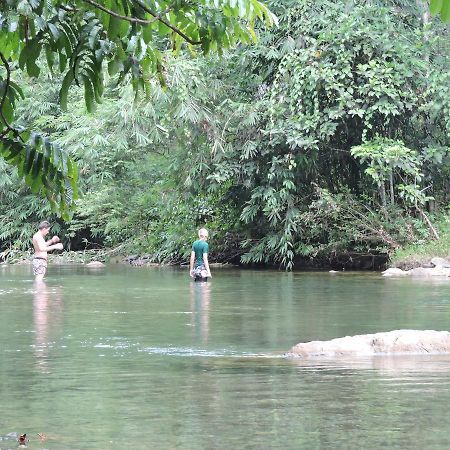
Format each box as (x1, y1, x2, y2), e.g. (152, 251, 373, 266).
(382, 267, 450, 277)
(287, 330, 450, 358)
(430, 257, 450, 268)
(86, 261, 105, 267)
(382, 268, 408, 277)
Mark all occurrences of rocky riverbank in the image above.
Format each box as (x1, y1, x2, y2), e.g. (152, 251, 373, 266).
(383, 257, 450, 278)
(2, 248, 448, 274)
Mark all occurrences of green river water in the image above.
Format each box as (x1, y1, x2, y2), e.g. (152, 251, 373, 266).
(1, 265, 450, 449)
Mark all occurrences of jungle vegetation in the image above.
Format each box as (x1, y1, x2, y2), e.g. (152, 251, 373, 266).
(0, 0, 449, 269)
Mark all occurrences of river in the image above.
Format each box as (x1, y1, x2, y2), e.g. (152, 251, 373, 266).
(1, 265, 450, 449)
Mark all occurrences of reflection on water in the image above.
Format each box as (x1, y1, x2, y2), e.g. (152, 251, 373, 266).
(1, 266, 450, 449)
(190, 281, 211, 344)
(289, 354, 450, 375)
(32, 280, 63, 373)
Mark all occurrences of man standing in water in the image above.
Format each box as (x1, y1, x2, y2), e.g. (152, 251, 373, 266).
(190, 228, 212, 281)
(32, 221, 63, 281)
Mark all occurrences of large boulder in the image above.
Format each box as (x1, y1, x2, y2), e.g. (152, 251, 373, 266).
(431, 257, 450, 268)
(286, 330, 450, 358)
(86, 261, 105, 267)
(409, 267, 450, 277)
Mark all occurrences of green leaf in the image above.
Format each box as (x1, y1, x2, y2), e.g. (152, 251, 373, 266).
(430, 0, 443, 15)
(31, 152, 43, 179)
(25, 40, 42, 77)
(45, 44, 55, 72)
(441, 0, 450, 20)
(107, 16, 120, 39)
(3, 140, 22, 162)
(24, 146, 36, 174)
(48, 22, 60, 40)
(142, 25, 153, 43)
(58, 48, 67, 72)
(83, 76, 96, 113)
(158, 21, 171, 36)
(1, 97, 14, 125)
(30, 171, 43, 193)
(59, 70, 74, 111)
(9, 81, 25, 100)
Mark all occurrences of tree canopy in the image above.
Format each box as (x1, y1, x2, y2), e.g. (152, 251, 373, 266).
(0, 0, 275, 219)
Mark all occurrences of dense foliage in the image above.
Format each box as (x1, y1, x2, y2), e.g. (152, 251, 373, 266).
(0, 0, 275, 218)
(1, 0, 449, 269)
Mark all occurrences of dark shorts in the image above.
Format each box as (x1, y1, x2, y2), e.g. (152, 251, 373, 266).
(193, 264, 208, 281)
(32, 257, 47, 276)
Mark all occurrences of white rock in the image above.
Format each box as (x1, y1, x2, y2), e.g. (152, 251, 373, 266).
(409, 267, 450, 277)
(431, 257, 450, 268)
(86, 261, 105, 267)
(287, 330, 450, 358)
(382, 268, 407, 277)
(382, 266, 450, 278)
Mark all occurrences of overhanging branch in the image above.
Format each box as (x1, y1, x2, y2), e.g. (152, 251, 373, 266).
(0, 51, 15, 139)
(83, 0, 197, 44)
(83, 0, 154, 24)
(132, 0, 201, 45)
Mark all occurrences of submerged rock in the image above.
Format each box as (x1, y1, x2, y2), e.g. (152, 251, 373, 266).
(287, 330, 450, 358)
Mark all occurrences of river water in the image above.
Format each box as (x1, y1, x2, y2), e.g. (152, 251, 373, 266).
(1, 265, 450, 449)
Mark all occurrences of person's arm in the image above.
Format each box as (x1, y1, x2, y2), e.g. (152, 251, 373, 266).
(203, 253, 212, 278)
(190, 251, 195, 277)
(45, 235, 63, 251)
(46, 242, 63, 252)
(35, 235, 63, 252)
(48, 235, 60, 245)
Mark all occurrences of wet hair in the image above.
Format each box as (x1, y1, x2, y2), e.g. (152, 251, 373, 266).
(38, 221, 51, 230)
(198, 228, 208, 238)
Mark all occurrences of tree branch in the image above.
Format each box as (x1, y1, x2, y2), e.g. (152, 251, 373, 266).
(132, 0, 201, 45)
(58, 3, 78, 12)
(0, 51, 15, 139)
(83, 0, 155, 24)
(416, 206, 440, 240)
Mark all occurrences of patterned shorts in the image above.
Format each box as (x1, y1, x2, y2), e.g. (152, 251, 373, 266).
(193, 264, 208, 281)
(32, 257, 48, 276)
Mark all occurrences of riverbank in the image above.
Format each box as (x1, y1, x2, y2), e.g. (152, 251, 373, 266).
(390, 220, 450, 270)
(0, 249, 387, 270)
(2, 224, 449, 272)
(0, 249, 236, 269)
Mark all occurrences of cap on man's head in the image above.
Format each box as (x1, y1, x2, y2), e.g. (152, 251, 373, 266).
(38, 221, 51, 230)
(198, 228, 208, 238)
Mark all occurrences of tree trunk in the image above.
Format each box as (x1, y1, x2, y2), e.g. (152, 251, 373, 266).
(389, 171, 394, 204)
(417, 206, 440, 240)
(379, 182, 387, 208)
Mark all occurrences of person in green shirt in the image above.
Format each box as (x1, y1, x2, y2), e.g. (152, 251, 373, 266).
(190, 228, 212, 281)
